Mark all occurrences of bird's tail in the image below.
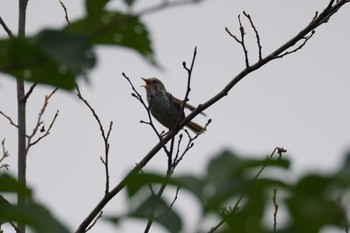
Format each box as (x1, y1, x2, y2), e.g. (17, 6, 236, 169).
(186, 121, 205, 134)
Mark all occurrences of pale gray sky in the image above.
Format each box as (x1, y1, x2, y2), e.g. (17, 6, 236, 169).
(1, 1, 349, 232)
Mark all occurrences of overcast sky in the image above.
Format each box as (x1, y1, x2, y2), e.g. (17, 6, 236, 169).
(1, 1, 349, 232)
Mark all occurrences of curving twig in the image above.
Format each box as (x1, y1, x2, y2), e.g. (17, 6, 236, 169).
(0, 16, 14, 38)
(59, 0, 71, 24)
(243, 11, 263, 60)
(0, 111, 18, 128)
(272, 189, 279, 232)
(76, 84, 113, 195)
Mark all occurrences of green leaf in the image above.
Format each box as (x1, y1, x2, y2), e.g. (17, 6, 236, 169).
(172, 175, 207, 204)
(126, 173, 170, 197)
(223, 180, 267, 233)
(0, 173, 31, 196)
(0, 201, 70, 233)
(206, 150, 289, 186)
(0, 29, 96, 89)
(202, 150, 290, 211)
(85, 0, 110, 16)
(105, 195, 182, 233)
(65, 10, 156, 65)
(286, 174, 345, 233)
(32, 29, 96, 75)
(0, 174, 70, 233)
(123, 0, 137, 7)
(131, 195, 182, 233)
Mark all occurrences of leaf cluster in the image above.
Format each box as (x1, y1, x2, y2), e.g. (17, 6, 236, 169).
(0, 0, 154, 89)
(104, 150, 350, 233)
(1, 150, 349, 233)
(0, 174, 70, 233)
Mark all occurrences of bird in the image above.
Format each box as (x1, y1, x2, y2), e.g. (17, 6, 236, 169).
(141, 77, 205, 134)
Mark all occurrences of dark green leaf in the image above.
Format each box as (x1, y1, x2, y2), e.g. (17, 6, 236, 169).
(0, 173, 31, 196)
(85, 0, 110, 16)
(32, 29, 96, 74)
(206, 150, 244, 186)
(206, 150, 289, 188)
(124, 0, 137, 7)
(286, 174, 345, 233)
(131, 195, 182, 233)
(65, 10, 156, 65)
(172, 175, 207, 204)
(0, 201, 70, 233)
(126, 173, 170, 197)
(0, 29, 96, 89)
(0, 174, 69, 233)
(223, 180, 267, 233)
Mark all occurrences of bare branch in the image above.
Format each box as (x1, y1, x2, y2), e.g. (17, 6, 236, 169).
(272, 189, 279, 232)
(0, 16, 14, 38)
(243, 11, 263, 60)
(59, 0, 71, 24)
(275, 30, 315, 59)
(0, 111, 18, 128)
(28, 110, 59, 147)
(27, 88, 58, 141)
(23, 83, 37, 102)
(225, 15, 250, 67)
(172, 119, 211, 171)
(76, 84, 113, 195)
(85, 211, 103, 233)
(0, 139, 10, 171)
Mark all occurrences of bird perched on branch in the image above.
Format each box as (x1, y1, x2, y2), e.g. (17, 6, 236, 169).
(141, 77, 205, 134)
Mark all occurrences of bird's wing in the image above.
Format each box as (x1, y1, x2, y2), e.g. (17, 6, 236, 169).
(167, 93, 207, 116)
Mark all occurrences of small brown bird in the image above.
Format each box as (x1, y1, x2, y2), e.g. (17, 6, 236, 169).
(141, 77, 205, 134)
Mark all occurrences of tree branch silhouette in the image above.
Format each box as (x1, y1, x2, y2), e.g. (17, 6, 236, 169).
(75, 1, 349, 232)
(76, 85, 113, 195)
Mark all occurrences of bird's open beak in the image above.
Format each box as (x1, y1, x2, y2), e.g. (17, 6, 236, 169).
(141, 78, 151, 89)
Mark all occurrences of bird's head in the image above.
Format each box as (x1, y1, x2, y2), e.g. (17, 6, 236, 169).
(141, 77, 167, 92)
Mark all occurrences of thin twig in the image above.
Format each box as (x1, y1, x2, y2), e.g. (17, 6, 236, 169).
(276, 31, 315, 58)
(225, 15, 249, 68)
(28, 88, 58, 139)
(0, 111, 18, 128)
(0, 16, 14, 38)
(59, 0, 71, 24)
(272, 189, 279, 232)
(76, 84, 113, 195)
(172, 119, 211, 171)
(28, 110, 59, 147)
(243, 11, 263, 60)
(0, 139, 10, 171)
(26, 88, 59, 152)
